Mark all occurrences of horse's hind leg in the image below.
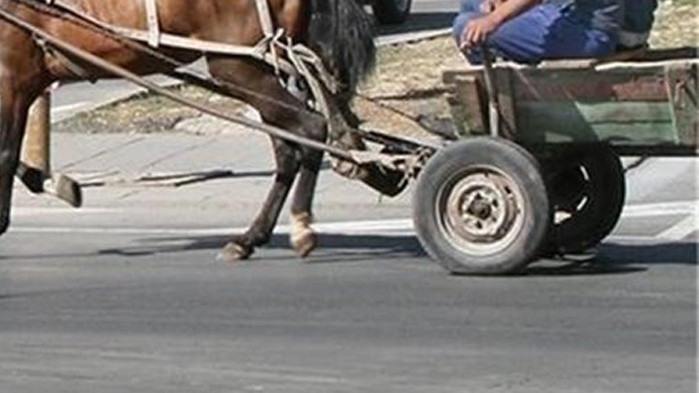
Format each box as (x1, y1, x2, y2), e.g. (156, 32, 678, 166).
(207, 57, 326, 260)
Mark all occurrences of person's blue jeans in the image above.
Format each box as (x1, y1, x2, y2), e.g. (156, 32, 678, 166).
(453, 0, 617, 64)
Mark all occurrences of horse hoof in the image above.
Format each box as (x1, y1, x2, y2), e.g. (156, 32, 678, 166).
(291, 229, 317, 258)
(217, 242, 253, 263)
(290, 212, 317, 258)
(50, 173, 83, 208)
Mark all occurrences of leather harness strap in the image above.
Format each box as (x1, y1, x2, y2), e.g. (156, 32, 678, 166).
(41, 0, 274, 56)
(254, 0, 274, 37)
(40, 0, 294, 69)
(144, 0, 160, 47)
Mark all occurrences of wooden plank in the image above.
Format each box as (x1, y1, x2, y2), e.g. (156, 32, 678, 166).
(512, 68, 669, 102)
(495, 68, 517, 140)
(447, 75, 487, 136)
(519, 101, 673, 123)
(667, 66, 699, 147)
(516, 101, 677, 145)
(442, 48, 697, 81)
(624, 47, 698, 62)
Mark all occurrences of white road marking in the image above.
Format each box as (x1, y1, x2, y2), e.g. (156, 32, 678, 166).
(657, 216, 698, 241)
(12, 207, 116, 217)
(622, 200, 698, 218)
(10, 220, 415, 237)
(12, 200, 697, 218)
(9, 224, 677, 243)
(10, 201, 698, 241)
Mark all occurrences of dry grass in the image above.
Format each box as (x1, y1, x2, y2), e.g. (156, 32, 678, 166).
(54, 85, 245, 134)
(649, 0, 698, 48)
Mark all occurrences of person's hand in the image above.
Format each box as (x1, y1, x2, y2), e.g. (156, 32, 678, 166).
(460, 15, 500, 50)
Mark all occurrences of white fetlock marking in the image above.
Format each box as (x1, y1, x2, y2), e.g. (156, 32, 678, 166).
(290, 212, 316, 255)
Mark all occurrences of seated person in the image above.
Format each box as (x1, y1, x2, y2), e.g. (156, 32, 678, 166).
(453, 0, 623, 64)
(618, 0, 658, 50)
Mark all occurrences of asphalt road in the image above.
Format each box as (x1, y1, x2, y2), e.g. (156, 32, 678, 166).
(0, 224, 696, 393)
(1, 152, 696, 393)
(0, 231, 694, 393)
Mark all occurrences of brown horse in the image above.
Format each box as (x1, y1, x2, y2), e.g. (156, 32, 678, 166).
(0, 0, 376, 260)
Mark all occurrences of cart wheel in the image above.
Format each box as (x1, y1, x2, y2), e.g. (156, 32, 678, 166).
(413, 138, 550, 275)
(545, 145, 625, 255)
(372, 0, 412, 24)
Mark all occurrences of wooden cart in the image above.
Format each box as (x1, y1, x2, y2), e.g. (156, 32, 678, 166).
(411, 48, 698, 275)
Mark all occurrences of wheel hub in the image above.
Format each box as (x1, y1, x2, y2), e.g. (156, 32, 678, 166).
(447, 173, 518, 242)
(439, 168, 525, 256)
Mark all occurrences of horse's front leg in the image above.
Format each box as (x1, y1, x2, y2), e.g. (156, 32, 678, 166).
(288, 147, 324, 258)
(287, 87, 367, 257)
(207, 57, 328, 260)
(218, 138, 301, 261)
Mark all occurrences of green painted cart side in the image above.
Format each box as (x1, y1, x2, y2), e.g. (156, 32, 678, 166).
(443, 48, 698, 156)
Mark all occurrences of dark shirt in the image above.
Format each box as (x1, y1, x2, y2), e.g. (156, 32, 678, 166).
(623, 0, 657, 33)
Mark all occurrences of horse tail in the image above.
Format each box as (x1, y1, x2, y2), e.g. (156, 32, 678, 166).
(307, 0, 376, 93)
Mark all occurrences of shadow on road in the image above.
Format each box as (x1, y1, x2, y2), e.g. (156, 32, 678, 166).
(90, 235, 697, 274)
(600, 242, 698, 266)
(3, 235, 695, 277)
(95, 233, 426, 262)
(525, 261, 648, 277)
(525, 242, 697, 277)
(376, 12, 456, 36)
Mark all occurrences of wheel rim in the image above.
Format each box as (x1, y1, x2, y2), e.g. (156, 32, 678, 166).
(436, 166, 526, 257)
(545, 147, 625, 254)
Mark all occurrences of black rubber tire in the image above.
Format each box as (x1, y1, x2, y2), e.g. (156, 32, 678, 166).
(413, 138, 550, 275)
(544, 145, 626, 254)
(372, 0, 412, 24)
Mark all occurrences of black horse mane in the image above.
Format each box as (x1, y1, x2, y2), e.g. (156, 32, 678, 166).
(307, 0, 376, 94)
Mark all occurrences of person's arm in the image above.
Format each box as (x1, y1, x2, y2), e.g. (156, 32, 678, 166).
(461, 0, 541, 49)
